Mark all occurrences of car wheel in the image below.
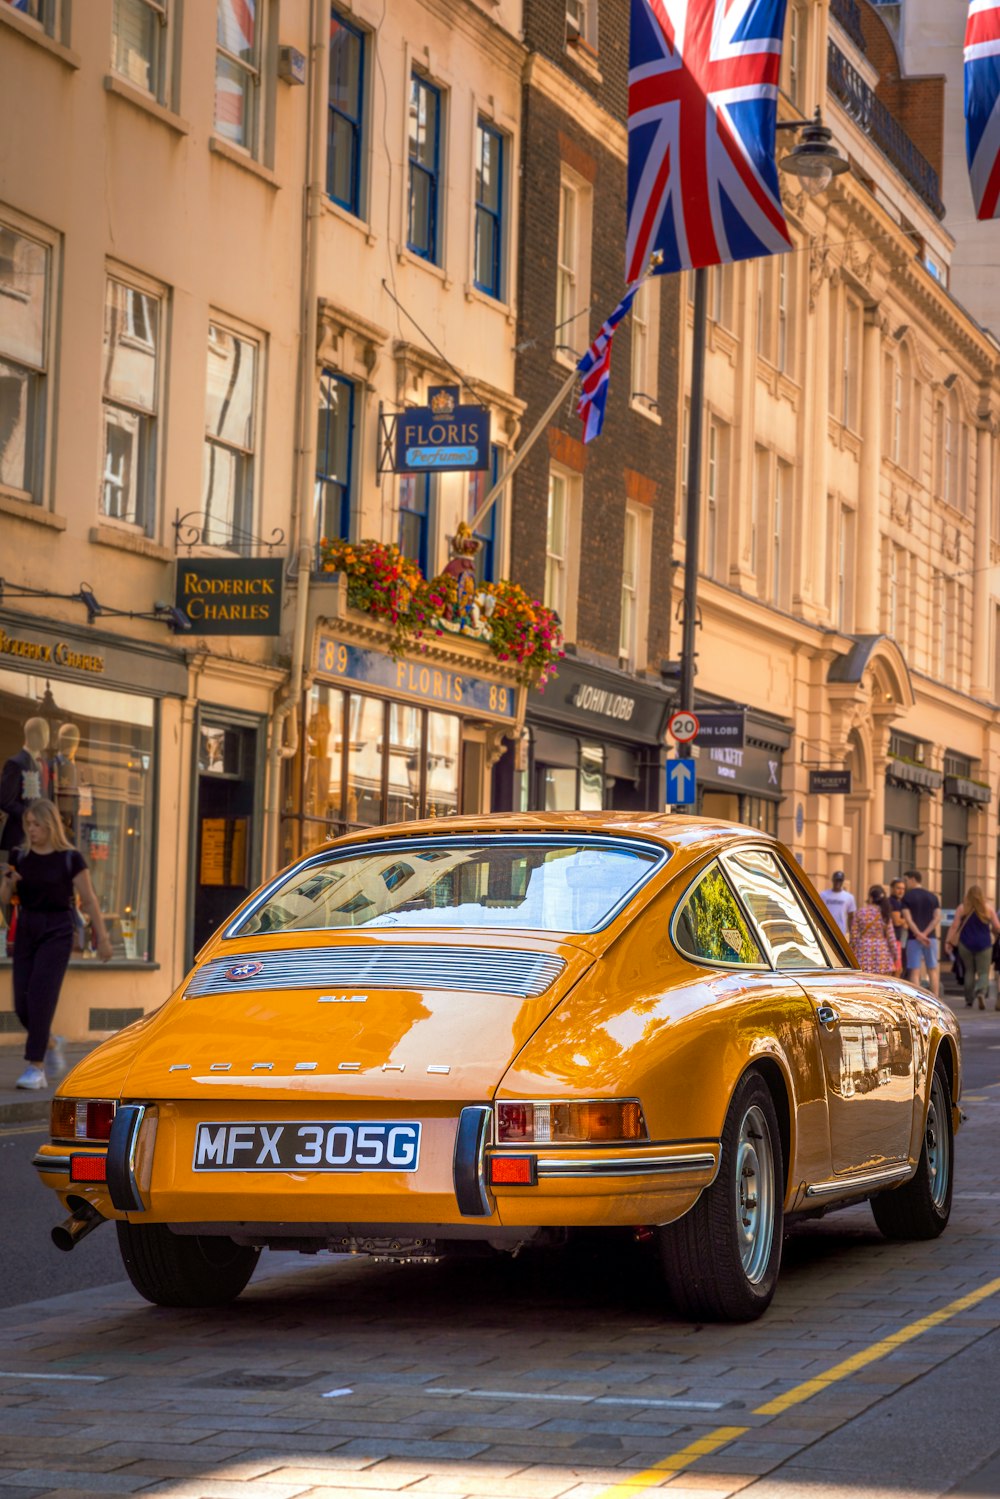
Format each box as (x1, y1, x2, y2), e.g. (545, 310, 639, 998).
(116, 1222, 260, 1308)
(870, 1060, 953, 1241)
(658, 1071, 783, 1322)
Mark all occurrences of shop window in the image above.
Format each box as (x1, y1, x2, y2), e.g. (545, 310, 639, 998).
(408, 73, 442, 263)
(328, 12, 366, 216)
(555, 167, 592, 362)
(722, 846, 828, 969)
(579, 742, 604, 811)
(0, 221, 50, 503)
(467, 446, 502, 584)
(0, 669, 155, 962)
(399, 471, 434, 575)
(101, 275, 161, 532)
(112, 0, 169, 101)
(203, 321, 259, 550)
(215, 0, 264, 156)
(474, 120, 505, 299)
(316, 369, 355, 544)
(674, 862, 765, 967)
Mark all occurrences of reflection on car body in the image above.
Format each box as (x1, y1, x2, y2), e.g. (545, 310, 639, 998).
(33, 813, 961, 1323)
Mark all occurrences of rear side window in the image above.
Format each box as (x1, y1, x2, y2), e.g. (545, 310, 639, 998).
(722, 847, 829, 970)
(674, 862, 765, 967)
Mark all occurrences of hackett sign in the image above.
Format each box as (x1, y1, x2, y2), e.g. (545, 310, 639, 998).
(175, 558, 283, 636)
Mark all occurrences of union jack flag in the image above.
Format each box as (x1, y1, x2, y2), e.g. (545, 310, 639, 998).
(626, 0, 791, 280)
(577, 286, 639, 444)
(965, 0, 1000, 219)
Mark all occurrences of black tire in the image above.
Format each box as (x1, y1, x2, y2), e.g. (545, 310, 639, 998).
(871, 1060, 953, 1241)
(116, 1222, 259, 1308)
(658, 1071, 784, 1322)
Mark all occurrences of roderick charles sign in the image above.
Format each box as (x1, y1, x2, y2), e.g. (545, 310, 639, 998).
(174, 558, 284, 636)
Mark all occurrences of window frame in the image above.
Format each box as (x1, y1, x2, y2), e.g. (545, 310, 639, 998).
(720, 845, 835, 971)
(2, 0, 58, 36)
(407, 71, 443, 264)
(214, 0, 264, 158)
(201, 317, 261, 552)
(467, 444, 503, 585)
(328, 11, 366, 217)
(630, 272, 661, 417)
(0, 213, 54, 507)
(555, 166, 592, 364)
(398, 469, 435, 575)
(111, 0, 169, 103)
(473, 117, 505, 300)
(670, 857, 771, 972)
(316, 367, 356, 546)
(99, 269, 164, 534)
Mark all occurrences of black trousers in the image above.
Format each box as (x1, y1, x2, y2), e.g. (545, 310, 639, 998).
(12, 910, 73, 1064)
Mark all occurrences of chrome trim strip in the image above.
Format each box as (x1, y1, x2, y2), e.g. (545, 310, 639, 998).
(535, 1152, 717, 1179)
(223, 833, 670, 941)
(454, 1106, 494, 1217)
(185, 946, 566, 999)
(32, 1152, 70, 1174)
(106, 1104, 147, 1213)
(805, 1163, 912, 1198)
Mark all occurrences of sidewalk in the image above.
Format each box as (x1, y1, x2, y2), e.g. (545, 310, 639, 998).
(0, 1039, 98, 1125)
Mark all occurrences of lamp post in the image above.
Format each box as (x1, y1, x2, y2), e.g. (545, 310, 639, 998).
(673, 111, 848, 807)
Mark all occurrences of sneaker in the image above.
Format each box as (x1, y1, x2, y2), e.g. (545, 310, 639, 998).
(47, 1035, 67, 1079)
(15, 1064, 47, 1091)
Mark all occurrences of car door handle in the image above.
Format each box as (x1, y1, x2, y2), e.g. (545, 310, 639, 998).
(817, 1005, 840, 1028)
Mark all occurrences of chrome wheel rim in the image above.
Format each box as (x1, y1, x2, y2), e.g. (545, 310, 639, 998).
(925, 1072, 951, 1211)
(735, 1104, 774, 1284)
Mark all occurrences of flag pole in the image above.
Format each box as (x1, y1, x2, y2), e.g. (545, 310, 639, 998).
(676, 263, 709, 809)
(468, 254, 664, 538)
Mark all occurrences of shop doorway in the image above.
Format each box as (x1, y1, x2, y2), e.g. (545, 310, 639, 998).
(190, 713, 263, 962)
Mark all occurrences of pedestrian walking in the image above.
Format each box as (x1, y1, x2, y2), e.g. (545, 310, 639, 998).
(0, 799, 112, 1091)
(945, 885, 1000, 1010)
(901, 869, 941, 998)
(849, 885, 898, 975)
(820, 870, 856, 938)
(888, 877, 908, 974)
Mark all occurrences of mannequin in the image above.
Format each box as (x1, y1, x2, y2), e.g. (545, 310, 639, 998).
(54, 723, 83, 838)
(0, 717, 50, 853)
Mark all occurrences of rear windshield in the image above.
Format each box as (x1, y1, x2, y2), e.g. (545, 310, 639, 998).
(231, 838, 665, 936)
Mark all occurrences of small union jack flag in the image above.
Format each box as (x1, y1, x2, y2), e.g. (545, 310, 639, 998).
(627, 0, 792, 279)
(576, 286, 640, 444)
(965, 0, 1000, 219)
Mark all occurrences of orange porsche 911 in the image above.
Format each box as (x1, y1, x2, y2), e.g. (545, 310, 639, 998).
(33, 814, 961, 1322)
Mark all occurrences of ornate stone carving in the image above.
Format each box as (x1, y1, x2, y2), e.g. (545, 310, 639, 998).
(942, 522, 961, 563)
(808, 242, 833, 311)
(890, 486, 913, 531)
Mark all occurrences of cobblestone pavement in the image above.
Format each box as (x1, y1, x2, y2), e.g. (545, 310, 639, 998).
(1, 1010, 998, 1499)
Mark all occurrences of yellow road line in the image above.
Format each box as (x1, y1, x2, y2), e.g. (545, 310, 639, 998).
(594, 1275, 1000, 1496)
(0, 1123, 45, 1139)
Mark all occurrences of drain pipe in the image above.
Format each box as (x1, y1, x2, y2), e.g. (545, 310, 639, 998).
(265, 0, 328, 873)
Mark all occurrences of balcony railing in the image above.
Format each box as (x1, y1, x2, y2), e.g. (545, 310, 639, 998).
(827, 42, 945, 219)
(830, 0, 866, 52)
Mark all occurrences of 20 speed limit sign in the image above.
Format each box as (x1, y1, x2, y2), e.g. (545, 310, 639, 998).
(667, 710, 700, 743)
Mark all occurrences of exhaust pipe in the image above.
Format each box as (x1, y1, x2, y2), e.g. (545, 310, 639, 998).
(52, 1200, 106, 1253)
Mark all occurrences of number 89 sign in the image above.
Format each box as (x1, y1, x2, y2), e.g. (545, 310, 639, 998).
(668, 711, 700, 744)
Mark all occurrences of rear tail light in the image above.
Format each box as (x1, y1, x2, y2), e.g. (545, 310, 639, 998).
(51, 1100, 117, 1143)
(70, 1155, 107, 1182)
(490, 1155, 537, 1185)
(495, 1099, 648, 1145)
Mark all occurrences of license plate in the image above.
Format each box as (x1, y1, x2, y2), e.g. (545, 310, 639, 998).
(192, 1120, 421, 1173)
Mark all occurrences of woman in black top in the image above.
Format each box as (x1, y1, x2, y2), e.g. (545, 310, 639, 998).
(0, 799, 111, 1090)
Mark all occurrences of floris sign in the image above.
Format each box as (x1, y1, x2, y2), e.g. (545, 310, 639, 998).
(395, 386, 491, 474)
(175, 558, 283, 636)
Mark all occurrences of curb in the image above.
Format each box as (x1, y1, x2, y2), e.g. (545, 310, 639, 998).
(0, 1095, 50, 1127)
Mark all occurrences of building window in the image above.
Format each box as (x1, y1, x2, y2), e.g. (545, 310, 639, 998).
(619, 502, 650, 671)
(835, 503, 854, 630)
(316, 369, 355, 544)
(202, 322, 258, 549)
(215, 0, 262, 155)
(842, 297, 861, 429)
(556, 168, 592, 360)
(328, 13, 365, 216)
(545, 469, 569, 620)
(407, 73, 442, 263)
(566, 0, 597, 49)
(773, 459, 791, 607)
(751, 446, 768, 582)
(0, 673, 156, 961)
(467, 445, 502, 584)
(785, 3, 803, 106)
(111, 0, 168, 100)
(705, 421, 719, 577)
(709, 262, 733, 329)
(2, 0, 57, 34)
(101, 275, 161, 531)
(631, 274, 660, 413)
(398, 472, 433, 575)
(474, 120, 504, 299)
(0, 221, 50, 504)
(776, 257, 790, 374)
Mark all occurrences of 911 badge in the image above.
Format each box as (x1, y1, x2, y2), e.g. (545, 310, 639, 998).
(224, 961, 265, 981)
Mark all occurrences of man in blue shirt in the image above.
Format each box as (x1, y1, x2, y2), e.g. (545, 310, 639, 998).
(902, 869, 941, 998)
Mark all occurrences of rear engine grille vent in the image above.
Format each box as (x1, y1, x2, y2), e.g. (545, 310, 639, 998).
(185, 947, 566, 999)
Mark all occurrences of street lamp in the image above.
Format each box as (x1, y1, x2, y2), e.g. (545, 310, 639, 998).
(674, 108, 849, 809)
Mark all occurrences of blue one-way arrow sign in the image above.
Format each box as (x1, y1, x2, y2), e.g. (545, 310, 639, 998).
(666, 758, 697, 805)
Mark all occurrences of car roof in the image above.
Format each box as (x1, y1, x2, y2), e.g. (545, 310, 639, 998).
(319, 811, 777, 857)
